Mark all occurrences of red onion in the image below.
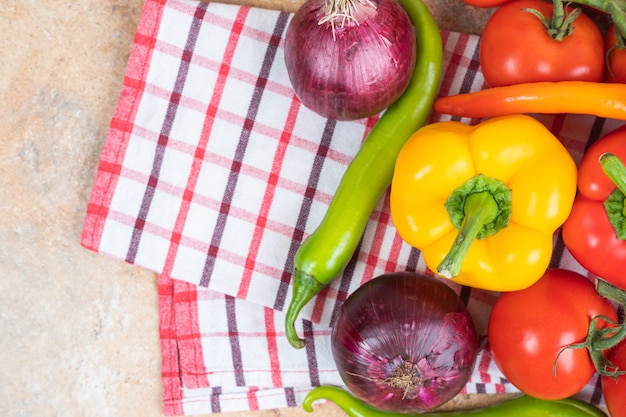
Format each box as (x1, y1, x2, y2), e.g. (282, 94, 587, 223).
(283, 0, 416, 120)
(331, 272, 479, 413)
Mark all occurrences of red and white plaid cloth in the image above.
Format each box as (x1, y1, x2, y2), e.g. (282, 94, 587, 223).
(81, 0, 622, 414)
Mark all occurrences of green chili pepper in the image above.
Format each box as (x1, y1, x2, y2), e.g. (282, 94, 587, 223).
(284, 0, 443, 349)
(302, 386, 608, 417)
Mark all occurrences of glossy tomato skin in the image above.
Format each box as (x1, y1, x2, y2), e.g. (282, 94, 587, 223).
(603, 341, 626, 417)
(480, 0, 604, 87)
(604, 24, 626, 83)
(488, 269, 617, 400)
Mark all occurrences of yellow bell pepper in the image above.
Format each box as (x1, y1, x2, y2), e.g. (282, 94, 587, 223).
(390, 115, 577, 292)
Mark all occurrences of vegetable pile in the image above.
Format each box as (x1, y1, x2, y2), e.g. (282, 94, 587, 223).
(284, 0, 443, 349)
(435, 0, 626, 120)
(279, 0, 626, 415)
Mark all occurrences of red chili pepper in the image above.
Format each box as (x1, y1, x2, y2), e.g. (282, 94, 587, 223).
(562, 125, 626, 290)
(433, 81, 626, 121)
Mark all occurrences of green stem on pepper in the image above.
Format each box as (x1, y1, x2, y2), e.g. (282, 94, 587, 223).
(600, 153, 626, 195)
(284, 271, 325, 349)
(599, 153, 626, 239)
(437, 174, 512, 279)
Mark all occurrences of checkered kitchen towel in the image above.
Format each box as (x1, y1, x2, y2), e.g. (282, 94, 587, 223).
(81, 0, 622, 414)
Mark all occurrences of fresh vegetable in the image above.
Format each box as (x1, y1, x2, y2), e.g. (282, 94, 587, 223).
(284, 0, 443, 349)
(599, 278, 626, 417)
(433, 81, 626, 120)
(331, 272, 478, 413)
(283, 0, 416, 120)
(488, 269, 619, 400)
(604, 24, 626, 83)
(603, 339, 626, 417)
(302, 386, 608, 417)
(479, 0, 604, 87)
(562, 125, 626, 291)
(389, 115, 577, 292)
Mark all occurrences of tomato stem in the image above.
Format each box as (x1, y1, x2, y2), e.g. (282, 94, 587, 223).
(606, 26, 626, 79)
(556, 279, 626, 380)
(597, 277, 626, 306)
(569, 0, 626, 39)
(613, 24, 626, 49)
(522, 0, 581, 41)
(526, 0, 626, 44)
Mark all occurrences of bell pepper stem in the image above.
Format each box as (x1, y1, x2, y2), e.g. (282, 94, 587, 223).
(437, 191, 498, 279)
(598, 153, 626, 239)
(599, 153, 626, 196)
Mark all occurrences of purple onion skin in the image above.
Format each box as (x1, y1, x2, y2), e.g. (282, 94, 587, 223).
(283, 0, 416, 121)
(331, 272, 479, 413)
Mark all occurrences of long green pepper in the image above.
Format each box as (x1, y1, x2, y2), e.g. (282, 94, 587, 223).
(302, 386, 608, 417)
(284, 0, 443, 349)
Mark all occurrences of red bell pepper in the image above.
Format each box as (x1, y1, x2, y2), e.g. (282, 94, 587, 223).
(562, 125, 626, 290)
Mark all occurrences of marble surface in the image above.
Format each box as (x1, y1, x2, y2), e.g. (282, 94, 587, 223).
(1, 0, 496, 416)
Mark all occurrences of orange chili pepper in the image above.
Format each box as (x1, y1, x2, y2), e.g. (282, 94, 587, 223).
(434, 81, 626, 120)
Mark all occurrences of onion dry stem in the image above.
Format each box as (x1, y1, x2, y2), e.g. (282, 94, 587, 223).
(319, 0, 377, 39)
(384, 362, 421, 399)
(347, 361, 422, 400)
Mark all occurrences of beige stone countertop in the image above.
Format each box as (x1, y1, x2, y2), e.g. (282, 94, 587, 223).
(1, 1, 504, 416)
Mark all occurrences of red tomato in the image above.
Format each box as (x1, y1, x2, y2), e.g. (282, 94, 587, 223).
(479, 0, 604, 87)
(604, 24, 626, 83)
(603, 341, 626, 417)
(488, 269, 618, 400)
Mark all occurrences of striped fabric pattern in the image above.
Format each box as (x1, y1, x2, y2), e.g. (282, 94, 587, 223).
(80, 0, 621, 414)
